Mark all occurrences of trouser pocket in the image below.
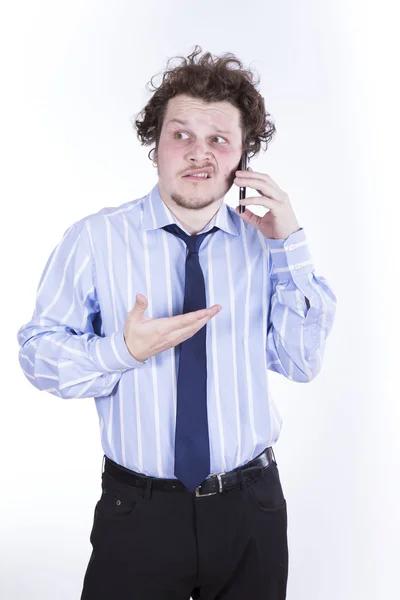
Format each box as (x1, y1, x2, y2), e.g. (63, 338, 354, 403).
(246, 462, 286, 512)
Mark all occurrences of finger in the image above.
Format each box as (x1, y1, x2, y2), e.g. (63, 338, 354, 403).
(235, 174, 281, 194)
(165, 305, 220, 331)
(236, 169, 274, 184)
(191, 306, 222, 329)
(173, 306, 221, 339)
(235, 176, 270, 189)
(239, 196, 275, 207)
(234, 179, 274, 199)
(196, 305, 222, 319)
(236, 207, 262, 227)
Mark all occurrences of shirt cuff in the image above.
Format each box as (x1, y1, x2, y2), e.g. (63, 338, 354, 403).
(92, 330, 148, 372)
(267, 228, 315, 282)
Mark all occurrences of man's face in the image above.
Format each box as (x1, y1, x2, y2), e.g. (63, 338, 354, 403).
(154, 94, 243, 211)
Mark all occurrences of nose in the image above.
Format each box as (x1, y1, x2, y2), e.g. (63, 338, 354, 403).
(186, 141, 213, 164)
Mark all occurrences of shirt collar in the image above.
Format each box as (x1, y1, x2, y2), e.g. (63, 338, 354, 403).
(142, 182, 240, 237)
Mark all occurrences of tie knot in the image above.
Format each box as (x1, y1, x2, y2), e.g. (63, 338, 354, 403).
(162, 224, 219, 254)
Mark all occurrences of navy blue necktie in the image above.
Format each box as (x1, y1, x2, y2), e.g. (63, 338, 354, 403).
(162, 223, 219, 492)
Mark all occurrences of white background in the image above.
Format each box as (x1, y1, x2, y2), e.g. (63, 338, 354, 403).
(1, 1, 399, 598)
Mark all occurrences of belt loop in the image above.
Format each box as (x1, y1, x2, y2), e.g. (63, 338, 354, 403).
(144, 477, 153, 501)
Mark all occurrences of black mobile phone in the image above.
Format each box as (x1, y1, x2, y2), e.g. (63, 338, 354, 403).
(239, 152, 248, 214)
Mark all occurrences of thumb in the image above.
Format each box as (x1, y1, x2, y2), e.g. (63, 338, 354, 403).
(132, 294, 148, 318)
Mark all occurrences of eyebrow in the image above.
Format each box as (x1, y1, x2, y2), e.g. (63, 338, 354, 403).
(166, 118, 232, 135)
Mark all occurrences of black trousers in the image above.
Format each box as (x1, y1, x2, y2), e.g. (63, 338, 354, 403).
(80, 451, 288, 599)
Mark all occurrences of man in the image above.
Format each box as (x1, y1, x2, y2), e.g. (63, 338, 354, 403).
(17, 47, 337, 599)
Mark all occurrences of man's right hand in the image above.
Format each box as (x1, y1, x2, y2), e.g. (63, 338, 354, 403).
(123, 294, 222, 363)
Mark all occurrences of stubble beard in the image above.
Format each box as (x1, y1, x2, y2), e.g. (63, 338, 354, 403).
(170, 176, 234, 210)
(170, 189, 218, 211)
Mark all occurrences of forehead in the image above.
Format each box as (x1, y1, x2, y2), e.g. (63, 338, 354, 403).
(164, 94, 241, 133)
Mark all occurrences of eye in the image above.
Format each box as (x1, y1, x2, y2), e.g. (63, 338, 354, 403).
(174, 131, 227, 144)
(211, 135, 227, 144)
(174, 131, 189, 140)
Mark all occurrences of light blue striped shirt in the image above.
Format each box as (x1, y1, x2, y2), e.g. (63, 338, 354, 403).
(17, 183, 337, 478)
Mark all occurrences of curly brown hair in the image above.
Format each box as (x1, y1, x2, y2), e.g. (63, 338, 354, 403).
(132, 45, 277, 163)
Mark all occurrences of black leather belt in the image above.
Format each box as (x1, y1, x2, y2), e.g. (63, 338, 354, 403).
(103, 447, 276, 497)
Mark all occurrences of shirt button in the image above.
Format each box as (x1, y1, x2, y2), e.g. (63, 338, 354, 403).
(295, 263, 301, 269)
(289, 244, 296, 250)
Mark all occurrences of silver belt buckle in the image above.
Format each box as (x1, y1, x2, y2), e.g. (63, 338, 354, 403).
(195, 472, 225, 497)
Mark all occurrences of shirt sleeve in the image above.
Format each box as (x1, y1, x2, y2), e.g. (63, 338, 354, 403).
(16, 219, 147, 399)
(266, 228, 337, 382)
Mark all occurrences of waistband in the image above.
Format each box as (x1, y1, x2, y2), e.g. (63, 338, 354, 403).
(102, 446, 277, 497)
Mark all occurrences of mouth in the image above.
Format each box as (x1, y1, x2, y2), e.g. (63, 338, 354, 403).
(182, 175, 212, 181)
(182, 167, 214, 180)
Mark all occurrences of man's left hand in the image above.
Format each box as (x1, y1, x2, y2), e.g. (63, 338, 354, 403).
(234, 167, 302, 240)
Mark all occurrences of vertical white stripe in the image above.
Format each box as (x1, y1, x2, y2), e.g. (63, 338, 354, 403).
(277, 287, 289, 346)
(144, 194, 162, 477)
(258, 234, 275, 442)
(240, 221, 257, 447)
(161, 229, 177, 455)
(40, 234, 80, 320)
(135, 210, 145, 473)
(295, 287, 312, 380)
(134, 366, 143, 473)
(119, 384, 126, 467)
(310, 274, 326, 372)
(84, 220, 95, 258)
(36, 223, 75, 298)
(313, 274, 328, 356)
(276, 285, 293, 378)
(119, 214, 131, 468)
(267, 292, 279, 369)
(207, 233, 226, 471)
(224, 233, 242, 464)
(61, 256, 90, 322)
(259, 232, 284, 439)
(105, 217, 116, 455)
